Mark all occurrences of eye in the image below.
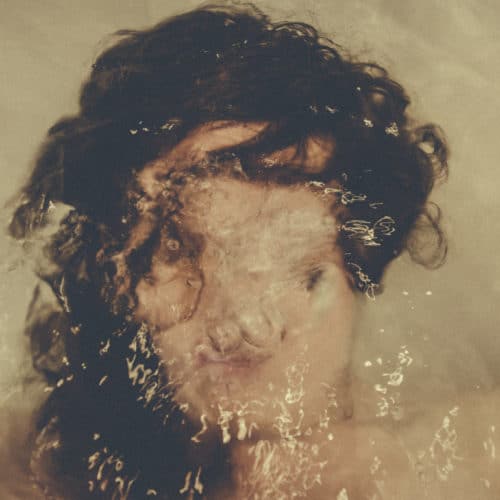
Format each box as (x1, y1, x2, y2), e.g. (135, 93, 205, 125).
(305, 268, 324, 291)
(185, 277, 202, 289)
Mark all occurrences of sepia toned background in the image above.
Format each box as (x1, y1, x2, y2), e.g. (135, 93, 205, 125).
(0, 0, 499, 413)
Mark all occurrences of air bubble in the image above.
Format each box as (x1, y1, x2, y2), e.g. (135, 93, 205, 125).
(166, 239, 180, 251)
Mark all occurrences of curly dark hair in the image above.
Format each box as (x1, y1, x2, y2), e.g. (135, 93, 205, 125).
(9, 3, 448, 499)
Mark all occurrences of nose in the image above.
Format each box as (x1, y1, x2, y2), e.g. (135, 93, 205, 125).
(206, 301, 285, 353)
(238, 307, 280, 348)
(206, 318, 243, 354)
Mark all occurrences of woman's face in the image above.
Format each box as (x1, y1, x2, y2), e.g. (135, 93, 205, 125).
(133, 124, 357, 441)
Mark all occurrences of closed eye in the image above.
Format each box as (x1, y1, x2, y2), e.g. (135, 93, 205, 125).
(305, 268, 325, 291)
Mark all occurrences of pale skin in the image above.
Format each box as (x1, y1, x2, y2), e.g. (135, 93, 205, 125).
(124, 122, 499, 499)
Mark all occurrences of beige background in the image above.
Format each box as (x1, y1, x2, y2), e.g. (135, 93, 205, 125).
(0, 1, 499, 406)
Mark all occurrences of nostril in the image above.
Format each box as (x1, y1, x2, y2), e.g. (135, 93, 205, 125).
(207, 331, 222, 352)
(207, 320, 242, 354)
(186, 277, 202, 289)
(240, 327, 266, 348)
(238, 305, 285, 348)
(240, 325, 286, 347)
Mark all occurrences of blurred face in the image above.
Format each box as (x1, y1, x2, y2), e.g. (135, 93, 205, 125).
(132, 123, 357, 440)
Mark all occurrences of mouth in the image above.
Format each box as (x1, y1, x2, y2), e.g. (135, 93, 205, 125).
(194, 345, 272, 370)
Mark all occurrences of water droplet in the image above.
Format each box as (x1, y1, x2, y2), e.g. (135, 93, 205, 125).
(385, 122, 399, 136)
(166, 239, 180, 251)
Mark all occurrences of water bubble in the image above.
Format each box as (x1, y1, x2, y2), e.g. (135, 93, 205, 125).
(385, 122, 400, 136)
(166, 239, 180, 251)
(337, 487, 349, 499)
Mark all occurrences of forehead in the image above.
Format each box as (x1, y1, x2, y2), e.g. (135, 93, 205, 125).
(136, 121, 342, 267)
(175, 120, 337, 240)
(179, 176, 339, 264)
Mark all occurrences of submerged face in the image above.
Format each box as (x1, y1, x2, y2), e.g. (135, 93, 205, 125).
(132, 123, 357, 439)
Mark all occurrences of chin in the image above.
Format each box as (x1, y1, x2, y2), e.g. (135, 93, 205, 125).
(173, 375, 327, 446)
(173, 376, 266, 439)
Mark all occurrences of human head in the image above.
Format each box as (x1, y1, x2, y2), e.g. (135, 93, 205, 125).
(10, 3, 447, 498)
(11, 3, 447, 290)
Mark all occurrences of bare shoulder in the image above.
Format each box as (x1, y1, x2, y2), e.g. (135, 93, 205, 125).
(318, 421, 420, 499)
(319, 390, 500, 499)
(397, 388, 500, 498)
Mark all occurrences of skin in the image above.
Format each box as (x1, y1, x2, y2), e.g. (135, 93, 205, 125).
(136, 175, 355, 431)
(128, 123, 500, 498)
(128, 122, 418, 498)
(133, 122, 355, 436)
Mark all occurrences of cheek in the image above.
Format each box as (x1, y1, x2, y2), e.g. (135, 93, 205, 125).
(277, 287, 351, 339)
(310, 269, 355, 328)
(149, 321, 203, 387)
(134, 262, 202, 329)
(278, 279, 355, 370)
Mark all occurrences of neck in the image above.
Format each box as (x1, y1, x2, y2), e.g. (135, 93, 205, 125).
(205, 370, 356, 498)
(223, 398, 354, 499)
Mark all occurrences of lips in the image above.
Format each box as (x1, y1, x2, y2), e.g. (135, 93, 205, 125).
(194, 344, 272, 369)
